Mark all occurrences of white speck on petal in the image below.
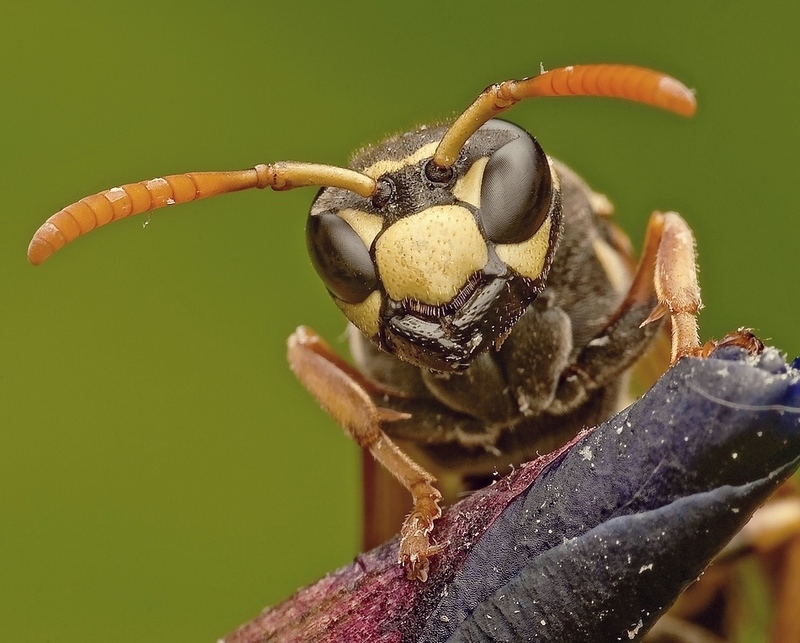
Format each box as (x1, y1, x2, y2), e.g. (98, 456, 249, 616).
(626, 619, 644, 639)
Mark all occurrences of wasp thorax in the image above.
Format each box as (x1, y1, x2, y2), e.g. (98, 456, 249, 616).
(306, 120, 562, 372)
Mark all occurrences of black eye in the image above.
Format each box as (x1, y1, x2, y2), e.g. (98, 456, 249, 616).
(306, 212, 378, 304)
(479, 125, 552, 244)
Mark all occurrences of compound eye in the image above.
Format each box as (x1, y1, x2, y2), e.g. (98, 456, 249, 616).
(479, 129, 553, 244)
(306, 212, 378, 304)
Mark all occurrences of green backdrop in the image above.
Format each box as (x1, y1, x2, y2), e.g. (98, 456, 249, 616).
(2, 1, 798, 640)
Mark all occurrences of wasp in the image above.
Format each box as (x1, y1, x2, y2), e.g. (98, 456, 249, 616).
(29, 63, 712, 583)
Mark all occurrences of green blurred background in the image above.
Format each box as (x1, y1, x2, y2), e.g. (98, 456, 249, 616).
(2, 1, 798, 640)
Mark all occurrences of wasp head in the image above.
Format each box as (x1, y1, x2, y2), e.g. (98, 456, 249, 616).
(306, 120, 562, 372)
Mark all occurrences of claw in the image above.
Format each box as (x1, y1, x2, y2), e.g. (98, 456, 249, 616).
(399, 489, 445, 581)
(699, 328, 764, 358)
(640, 302, 669, 328)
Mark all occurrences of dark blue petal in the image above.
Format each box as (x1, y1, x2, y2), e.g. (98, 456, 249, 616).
(223, 347, 800, 643)
(418, 348, 800, 642)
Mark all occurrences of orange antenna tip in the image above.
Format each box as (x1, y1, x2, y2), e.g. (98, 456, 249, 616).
(656, 75, 697, 117)
(433, 64, 697, 168)
(28, 228, 59, 265)
(28, 162, 377, 264)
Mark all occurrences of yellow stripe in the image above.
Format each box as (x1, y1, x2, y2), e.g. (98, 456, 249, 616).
(495, 215, 552, 280)
(337, 208, 383, 248)
(335, 290, 382, 338)
(362, 142, 439, 179)
(452, 157, 489, 207)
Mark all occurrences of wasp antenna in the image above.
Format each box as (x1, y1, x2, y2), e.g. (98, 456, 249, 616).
(27, 162, 377, 265)
(432, 64, 697, 168)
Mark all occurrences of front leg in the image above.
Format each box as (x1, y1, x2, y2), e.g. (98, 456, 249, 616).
(552, 211, 702, 414)
(287, 326, 445, 581)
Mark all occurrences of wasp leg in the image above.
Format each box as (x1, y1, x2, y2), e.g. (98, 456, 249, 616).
(698, 327, 765, 358)
(641, 210, 702, 362)
(551, 211, 701, 413)
(287, 326, 445, 581)
(495, 302, 574, 416)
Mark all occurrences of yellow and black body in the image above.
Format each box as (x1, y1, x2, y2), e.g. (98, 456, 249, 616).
(308, 119, 660, 483)
(27, 63, 700, 577)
